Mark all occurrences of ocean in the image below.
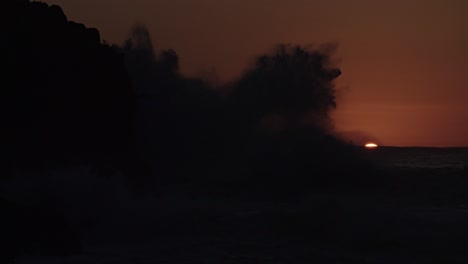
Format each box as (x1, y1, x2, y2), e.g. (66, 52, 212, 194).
(11, 147, 468, 264)
(364, 147, 468, 169)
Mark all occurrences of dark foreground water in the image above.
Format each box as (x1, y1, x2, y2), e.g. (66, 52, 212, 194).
(9, 148, 468, 264)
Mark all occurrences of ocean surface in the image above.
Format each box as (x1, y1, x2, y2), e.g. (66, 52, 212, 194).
(365, 147, 468, 169)
(12, 147, 468, 264)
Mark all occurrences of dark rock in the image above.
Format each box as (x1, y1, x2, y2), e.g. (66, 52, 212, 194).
(1, 198, 82, 262)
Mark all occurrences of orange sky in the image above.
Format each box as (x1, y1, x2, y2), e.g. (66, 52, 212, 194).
(45, 0, 468, 146)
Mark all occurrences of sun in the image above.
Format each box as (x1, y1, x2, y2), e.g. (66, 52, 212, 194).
(365, 143, 378, 148)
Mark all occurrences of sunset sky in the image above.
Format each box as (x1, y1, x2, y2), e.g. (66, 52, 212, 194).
(44, 0, 468, 147)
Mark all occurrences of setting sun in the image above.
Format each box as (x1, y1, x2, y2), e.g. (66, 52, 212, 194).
(365, 143, 378, 148)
